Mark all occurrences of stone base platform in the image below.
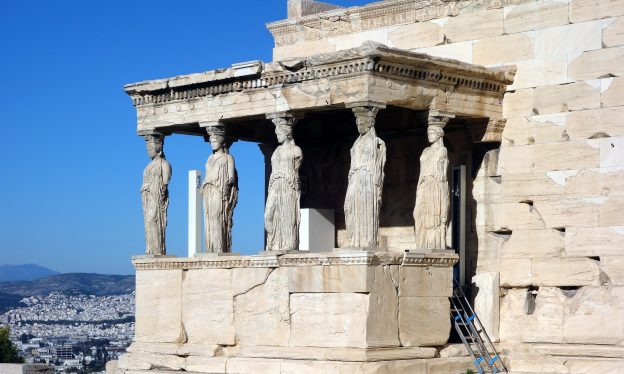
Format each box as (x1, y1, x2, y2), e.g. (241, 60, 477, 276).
(501, 343, 624, 374)
(109, 356, 473, 374)
(110, 250, 459, 374)
(438, 342, 624, 374)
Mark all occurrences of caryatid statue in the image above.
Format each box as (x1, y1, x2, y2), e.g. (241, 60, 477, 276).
(264, 115, 303, 251)
(141, 133, 172, 255)
(344, 106, 387, 248)
(201, 125, 238, 253)
(413, 115, 450, 251)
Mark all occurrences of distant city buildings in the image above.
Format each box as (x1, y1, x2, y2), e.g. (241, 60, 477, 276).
(0, 292, 134, 373)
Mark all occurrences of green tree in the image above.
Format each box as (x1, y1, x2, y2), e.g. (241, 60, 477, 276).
(0, 326, 22, 363)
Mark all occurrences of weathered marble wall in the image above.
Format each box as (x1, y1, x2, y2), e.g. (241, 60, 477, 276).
(269, 0, 624, 371)
(112, 252, 466, 374)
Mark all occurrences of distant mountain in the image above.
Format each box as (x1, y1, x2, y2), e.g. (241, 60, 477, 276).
(0, 273, 135, 297)
(0, 264, 59, 282)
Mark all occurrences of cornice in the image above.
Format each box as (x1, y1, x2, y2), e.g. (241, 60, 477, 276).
(133, 256, 280, 270)
(132, 251, 458, 270)
(124, 43, 514, 109)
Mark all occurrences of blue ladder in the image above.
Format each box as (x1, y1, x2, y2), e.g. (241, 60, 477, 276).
(450, 284, 507, 374)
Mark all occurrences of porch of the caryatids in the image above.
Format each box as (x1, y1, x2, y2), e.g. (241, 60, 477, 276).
(140, 131, 172, 256)
(264, 112, 303, 252)
(343, 102, 387, 249)
(413, 110, 454, 252)
(199, 121, 238, 254)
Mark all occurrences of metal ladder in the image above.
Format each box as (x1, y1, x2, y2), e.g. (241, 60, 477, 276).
(450, 284, 507, 374)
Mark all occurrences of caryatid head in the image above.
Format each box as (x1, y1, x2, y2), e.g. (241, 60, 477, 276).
(275, 124, 293, 144)
(274, 120, 294, 145)
(426, 116, 449, 144)
(353, 107, 379, 135)
(145, 134, 164, 159)
(427, 125, 445, 144)
(207, 126, 226, 152)
(268, 113, 298, 144)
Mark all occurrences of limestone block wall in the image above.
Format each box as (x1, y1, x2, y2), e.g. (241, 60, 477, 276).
(270, 0, 624, 359)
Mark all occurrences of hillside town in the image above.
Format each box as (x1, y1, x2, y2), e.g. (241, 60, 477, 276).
(0, 292, 134, 373)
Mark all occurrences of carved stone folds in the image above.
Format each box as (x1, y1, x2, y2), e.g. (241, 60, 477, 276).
(413, 112, 452, 252)
(200, 123, 238, 254)
(141, 132, 171, 256)
(264, 113, 303, 251)
(344, 103, 387, 248)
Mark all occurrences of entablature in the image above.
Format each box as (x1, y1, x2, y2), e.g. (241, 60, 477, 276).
(124, 42, 514, 140)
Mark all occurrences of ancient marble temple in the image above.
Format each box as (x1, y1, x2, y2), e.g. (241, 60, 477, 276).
(110, 0, 624, 373)
(121, 45, 511, 373)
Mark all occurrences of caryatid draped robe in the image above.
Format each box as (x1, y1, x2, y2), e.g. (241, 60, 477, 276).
(264, 142, 303, 251)
(141, 154, 172, 255)
(202, 151, 238, 253)
(413, 144, 449, 250)
(344, 128, 386, 248)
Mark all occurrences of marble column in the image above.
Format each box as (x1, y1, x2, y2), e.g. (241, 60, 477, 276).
(343, 102, 387, 249)
(200, 122, 238, 254)
(413, 111, 453, 252)
(140, 131, 172, 256)
(264, 113, 303, 251)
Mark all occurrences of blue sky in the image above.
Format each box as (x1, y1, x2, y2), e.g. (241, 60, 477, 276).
(0, 0, 372, 274)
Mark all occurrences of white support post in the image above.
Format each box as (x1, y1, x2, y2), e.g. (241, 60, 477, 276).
(459, 165, 467, 287)
(188, 170, 202, 257)
(299, 209, 335, 252)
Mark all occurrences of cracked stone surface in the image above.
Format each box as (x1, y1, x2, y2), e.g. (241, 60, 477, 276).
(121, 252, 456, 373)
(234, 267, 291, 346)
(182, 269, 235, 345)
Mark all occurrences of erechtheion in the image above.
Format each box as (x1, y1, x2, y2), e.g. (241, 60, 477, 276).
(109, 1, 624, 373)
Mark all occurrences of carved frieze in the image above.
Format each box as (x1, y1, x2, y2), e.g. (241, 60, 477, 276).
(358, 0, 431, 31)
(267, 0, 536, 46)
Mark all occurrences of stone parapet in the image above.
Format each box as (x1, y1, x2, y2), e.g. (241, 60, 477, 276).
(116, 251, 458, 374)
